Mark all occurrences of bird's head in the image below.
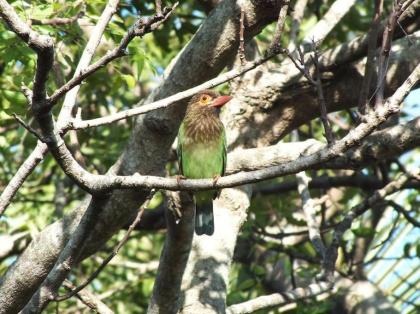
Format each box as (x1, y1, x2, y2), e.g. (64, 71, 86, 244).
(188, 90, 232, 111)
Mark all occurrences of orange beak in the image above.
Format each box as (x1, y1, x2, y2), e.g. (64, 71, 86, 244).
(210, 95, 232, 107)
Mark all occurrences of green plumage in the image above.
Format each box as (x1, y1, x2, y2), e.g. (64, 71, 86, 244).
(177, 90, 228, 236)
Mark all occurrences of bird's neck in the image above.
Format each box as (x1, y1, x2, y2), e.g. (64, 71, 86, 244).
(183, 107, 223, 142)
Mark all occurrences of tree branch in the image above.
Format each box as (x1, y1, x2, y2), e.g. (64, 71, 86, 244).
(70, 49, 281, 130)
(255, 174, 420, 195)
(296, 171, 326, 258)
(0, 0, 121, 217)
(301, 0, 356, 49)
(28, 64, 418, 194)
(56, 0, 120, 128)
(30, 10, 85, 26)
(62, 280, 114, 314)
(55, 191, 154, 302)
(358, 0, 384, 115)
(22, 196, 110, 313)
(268, 0, 290, 53)
(226, 282, 332, 314)
(375, 0, 408, 108)
(45, 3, 178, 113)
(0, 0, 54, 105)
(389, 200, 420, 227)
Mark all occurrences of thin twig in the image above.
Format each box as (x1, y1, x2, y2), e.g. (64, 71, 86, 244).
(269, 0, 290, 53)
(55, 191, 155, 302)
(389, 200, 420, 227)
(375, 0, 407, 108)
(62, 280, 114, 314)
(311, 44, 335, 144)
(286, 44, 335, 144)
(12, 114, 45, 142)
(358, 0, 384, 115)
(30, 10, 85, 26)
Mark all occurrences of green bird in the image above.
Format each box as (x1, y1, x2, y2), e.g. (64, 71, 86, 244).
(177, 90, 232, 236)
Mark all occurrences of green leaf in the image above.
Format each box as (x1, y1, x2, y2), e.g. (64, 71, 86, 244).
(2, 90, 27, 115)
(351, 226, 375, 238)
(122, 74, 136, 89)
(237, 278, 255, 291)
(253, 265, 266, 276)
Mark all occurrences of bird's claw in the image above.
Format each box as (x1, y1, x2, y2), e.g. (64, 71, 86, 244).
(176, 175, 187, 185)
(212, 175, 221, 186)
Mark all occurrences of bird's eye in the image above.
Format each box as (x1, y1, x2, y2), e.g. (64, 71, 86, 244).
(200, 95, 210, 103)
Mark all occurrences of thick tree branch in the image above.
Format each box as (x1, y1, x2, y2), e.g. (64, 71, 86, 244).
(235, 31, 420, 146)
(17, 5, 176, 312)
(228, 117, 419, 174)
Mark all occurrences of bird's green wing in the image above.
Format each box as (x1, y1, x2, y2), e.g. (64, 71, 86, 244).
(177, 122, 185, 175)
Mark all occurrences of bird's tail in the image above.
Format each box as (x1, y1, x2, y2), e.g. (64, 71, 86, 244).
(195, 201, 214, 236)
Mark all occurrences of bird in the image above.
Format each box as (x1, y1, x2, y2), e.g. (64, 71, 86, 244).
(177, 90, 232, 236)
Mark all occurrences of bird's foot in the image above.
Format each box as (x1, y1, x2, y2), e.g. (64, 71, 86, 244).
(176, 175, 187, 185)
(212, 175, 221, 186)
